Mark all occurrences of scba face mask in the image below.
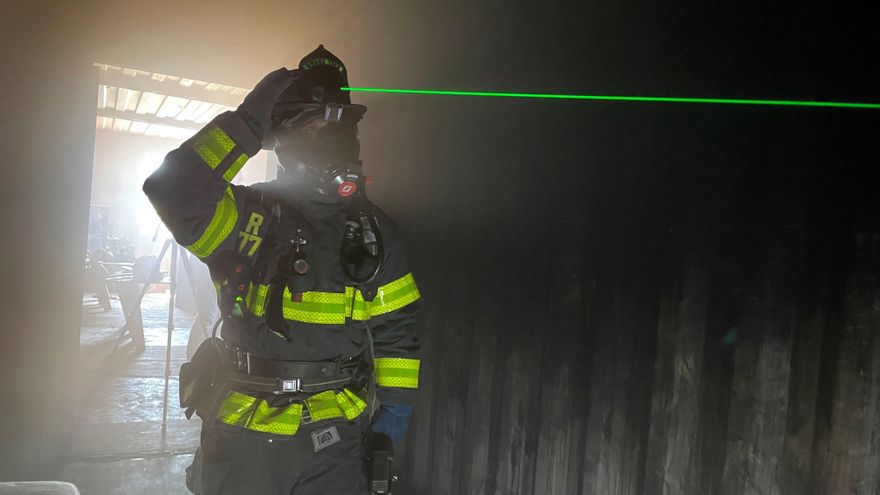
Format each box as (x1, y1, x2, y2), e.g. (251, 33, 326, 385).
(274, 121, 364, 204)
(268, 45, 368, 205)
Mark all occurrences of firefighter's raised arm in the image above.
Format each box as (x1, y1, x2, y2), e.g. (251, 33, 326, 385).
(142, 68, 295, 262)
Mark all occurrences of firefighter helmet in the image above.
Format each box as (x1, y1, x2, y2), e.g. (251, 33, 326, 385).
(269, 45, 367, 203)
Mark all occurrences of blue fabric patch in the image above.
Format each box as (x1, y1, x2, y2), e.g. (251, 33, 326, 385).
(371, 404, 413, 446)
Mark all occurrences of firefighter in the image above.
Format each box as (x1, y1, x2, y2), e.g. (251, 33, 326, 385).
(144, 45, 421, 494)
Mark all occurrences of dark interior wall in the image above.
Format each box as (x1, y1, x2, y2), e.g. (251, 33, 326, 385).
(2, 1, 879, 492)
(394, 104, 880, 494)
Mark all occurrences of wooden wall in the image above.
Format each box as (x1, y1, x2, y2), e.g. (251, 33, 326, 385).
(396, 105, 880, 495)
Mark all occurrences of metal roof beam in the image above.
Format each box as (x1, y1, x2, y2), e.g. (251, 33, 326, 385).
(97, 107, 204, 131)
(97, 69, 246, 107)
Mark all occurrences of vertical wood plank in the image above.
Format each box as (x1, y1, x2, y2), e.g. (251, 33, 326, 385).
(645, 268, 708, 495)
(429, 264, 478, 495)
(780, 303, 824, 495)
(532, 236, 591, 495)
(459, 262, 505, 495)
(491, 244, 547, 495)
(819, 239, 880, 495)
(581, 286, 644, 495)
(644, 287, 678, 495)
(722, 298, 795, 495)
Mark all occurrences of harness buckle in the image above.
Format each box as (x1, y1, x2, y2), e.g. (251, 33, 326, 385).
(276, 378, 302, 394)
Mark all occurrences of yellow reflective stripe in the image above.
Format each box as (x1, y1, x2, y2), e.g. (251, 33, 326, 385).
(216, 391, 257, 427)
(336, 388, 368, 420)
(305, 389, 368, 422)
(305, 390, 344, 422)
(247, 401, 301, 436)
(186, 186, 238, 259)
(365, 273, 421, 318)
(241, 273, 420, 324)
(191, 125, 235, 169)
(223, 153, 248, 182)
(281, 287, 347, 325)
(350, 272, 421, 320)
(344, 286, 355, 318)
(193, 143, 221, 168)
(343, 287, 370, 320)
(246, 283, 269, 317)
(299, 290, 348, 304)
(351, 290, 370, 321)
(375, 357, 420, 389)
(216, 388, 364, 436)
(377, 272, 418, 296)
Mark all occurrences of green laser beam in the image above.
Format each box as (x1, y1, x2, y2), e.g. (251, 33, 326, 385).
(341, 87, 880, 110)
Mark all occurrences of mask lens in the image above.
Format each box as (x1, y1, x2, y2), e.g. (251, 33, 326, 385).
(273, 121, 361, 201)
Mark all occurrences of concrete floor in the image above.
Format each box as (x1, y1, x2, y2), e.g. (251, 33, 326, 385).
(60, 292, 202, 494)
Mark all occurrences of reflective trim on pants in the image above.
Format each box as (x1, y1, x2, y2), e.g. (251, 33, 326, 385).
(215, 388, 368, 436)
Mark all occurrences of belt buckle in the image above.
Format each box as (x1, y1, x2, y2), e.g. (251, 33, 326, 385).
(275, 378, 302, 394)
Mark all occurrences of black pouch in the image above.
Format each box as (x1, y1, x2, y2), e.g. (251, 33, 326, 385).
(179, 337, 224, 419)
(366, 431, 395, 495)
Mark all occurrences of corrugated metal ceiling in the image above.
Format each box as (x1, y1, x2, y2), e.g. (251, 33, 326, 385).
(94, 63, 250, 140)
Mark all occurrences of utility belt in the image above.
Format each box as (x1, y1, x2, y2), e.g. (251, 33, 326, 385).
(180, 337, 371, 421)
(180, 339, 390, 491)
(216, 341, 365, 395)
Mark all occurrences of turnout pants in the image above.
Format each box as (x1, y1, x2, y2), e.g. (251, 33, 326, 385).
(187, 378, 370, 495)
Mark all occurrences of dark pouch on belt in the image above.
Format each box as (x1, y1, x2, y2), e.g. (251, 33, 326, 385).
(179, 337, 223, 419)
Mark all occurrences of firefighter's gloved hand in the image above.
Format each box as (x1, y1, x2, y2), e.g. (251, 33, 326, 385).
(238, 67, 298, 141)
(371, 403, 413, 446)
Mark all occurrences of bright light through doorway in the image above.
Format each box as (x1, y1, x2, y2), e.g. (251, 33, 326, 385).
(137, 151, 171, 251)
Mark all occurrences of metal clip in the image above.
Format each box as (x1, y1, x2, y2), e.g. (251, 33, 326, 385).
(290, 229, 310, 274)
(276, 378, 302, 394)
(234, 348, 251, 373)
(292, 229, 308, 253)
(324, 102, 343, 122)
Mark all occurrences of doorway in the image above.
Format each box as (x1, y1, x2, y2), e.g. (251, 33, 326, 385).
(63, 63, 271, 494)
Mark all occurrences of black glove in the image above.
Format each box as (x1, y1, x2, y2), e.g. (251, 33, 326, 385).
(237, 67, 298, 141)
